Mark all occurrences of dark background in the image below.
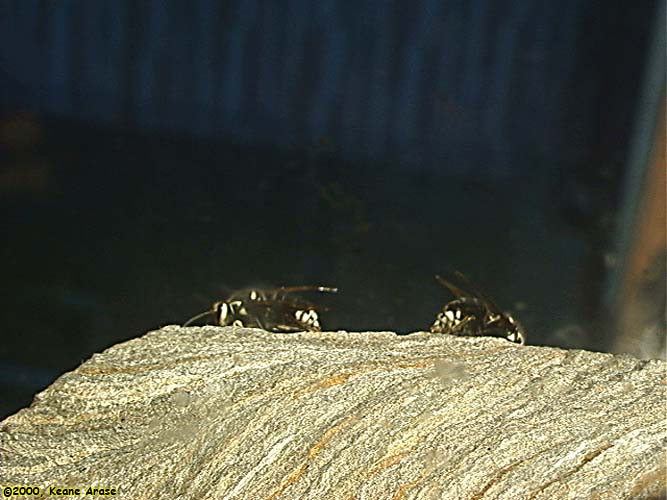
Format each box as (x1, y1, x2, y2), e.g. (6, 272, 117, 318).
(0, 0, 664, 419)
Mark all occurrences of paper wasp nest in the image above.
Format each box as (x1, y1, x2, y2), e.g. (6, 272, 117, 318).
(1, 326, 665, 499)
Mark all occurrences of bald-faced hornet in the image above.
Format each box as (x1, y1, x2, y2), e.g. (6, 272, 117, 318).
(430, 272, 525, 344)
(183, 285, 338, 332)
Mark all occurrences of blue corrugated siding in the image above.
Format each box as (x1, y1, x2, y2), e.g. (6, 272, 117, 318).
(0, 0, 655, 174)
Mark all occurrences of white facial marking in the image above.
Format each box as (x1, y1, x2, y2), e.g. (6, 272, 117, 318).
(250, 290, 258, 300)
(445, 311, 455, 322)
(455, 310, 462, 319)
(295, 310, 304, 320)
(232, 320, 243, 327)
(218, 302, 229, 324)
